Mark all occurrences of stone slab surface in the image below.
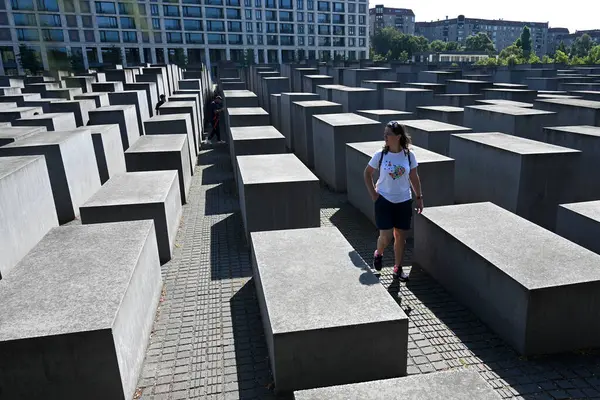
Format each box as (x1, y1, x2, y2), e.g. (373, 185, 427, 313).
(48, 99, 96, 127)
(0, 220, 162, 399)
(80, 171, 182, 264)
(293, 369, 501, 399)
(158, 101, 200, 152)
(89, 104, 140, 151)
(0, 129, 101, 224)
(108, 90, 150, 135)
(557, 200, 600, 255)
(402, 119, 472, 156)
(414, 201, 600, 355)
(0, 126, 46, 146)
(125, 134, 192, 204)
(251, 226, 408, 392)
(79, 124, 126, 185)
(12, 112, 77, 131)
(280, 93, 320, 150)
(0, 155, 58, 279)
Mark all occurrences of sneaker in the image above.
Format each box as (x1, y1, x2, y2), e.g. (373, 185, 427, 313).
(393, 265, 409, 282)
(373, 250, 383, 271)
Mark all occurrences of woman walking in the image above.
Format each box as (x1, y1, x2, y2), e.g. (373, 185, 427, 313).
(363, 121, 424, 281)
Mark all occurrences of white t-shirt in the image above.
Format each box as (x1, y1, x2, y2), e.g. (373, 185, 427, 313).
(368, 148, 418, 203)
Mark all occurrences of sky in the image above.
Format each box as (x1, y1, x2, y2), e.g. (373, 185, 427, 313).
(376, 0, 600, 33)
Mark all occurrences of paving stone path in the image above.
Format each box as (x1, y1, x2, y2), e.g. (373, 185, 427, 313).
(135, 144, 600, 400)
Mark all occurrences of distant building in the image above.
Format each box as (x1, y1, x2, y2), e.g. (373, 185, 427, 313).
(551, 29, 600, 52)
(368, 5, 415, 36)
(548, 27, 570, 54)
(415, 15, 549, 56)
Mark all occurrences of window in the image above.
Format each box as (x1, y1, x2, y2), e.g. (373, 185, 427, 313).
(317, 13, 328, 23)
(297, 23, 304, 33)
(279, 0, 291, 8)
(279, 23, 292, 33)
(227, 21, 241, 31)
(69, 29, 79, 41)
(138, 3, 146, 14)
(308, 36, 314, 45)
(226, 8, 241, 19)
(11, 0, 34, 10)
(66, 14, 77, 27)
(359, 26, 365, 36)
(184, 19, 202, 30)
(96, 16, 118, 28)
(16, 28, 38, 40)
(307, 0, 313, 9)
(122, 30, 137, 42)
(206, 20, 224, 31)
(207, 33, 225, 44)
(99, 30, 119, 41)
(205, 0, 222, 4)
(204, 7, 223, 18)
(80, 0, 90, 12)
(265, 10, 275, 20)
(255, 10, 261, 19)
(150, 4, 158, 15)
(358, 15, 365, 25)
(318, 25, 329, 34)
(266, 22, 276, 33)
(120, 17, 135, 28)
(141, 31, 149, 42)
(226, 0, 239, 5)
(63, 0, 75, 12)
(296, 0, 303, 8)
(348, 3, 355, 12)
(84, 29, 95, 41)
(298, 36, 304, 45)
(244, 9, 251, 19)
(257, 34, 263, 44)
(39, 13, 61, 26)
(265, 0, 275, 7)
(254, 0, 260, 6)
(152, 18, 160, 29)
(317, 1, 328, 11)
(153, 32, 162, 42)
(333, 25, 344, 35)
(332, 13, 343, 24)
(359, 38, 365, 46)
(166, 32, 182, 42)
(95, 1, 116, 14)
(185, 32, 203, 43)
(37, 0, 59, 11)
(246, 34, 253, 44)
(228, 33, 242, 44)
(267, 34, 277, 45)
(163, 5, 179, 16)
(307, 13, 313, 22)
(358, 4, 365, 12)
(279, 11, 292, 21)
(255, 22, 262, 32)
(13, 13, 36, 25)
(244, 0, 250, 5)
(280, 35, 293, 45)
(332, 2, 343, 12)
(163, 18, 181, 30)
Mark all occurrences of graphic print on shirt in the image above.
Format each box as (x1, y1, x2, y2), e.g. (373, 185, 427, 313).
(384, 160, 406, 180)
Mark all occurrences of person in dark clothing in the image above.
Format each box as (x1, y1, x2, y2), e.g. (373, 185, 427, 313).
(155, 94, 166, 113)
(206, 96, 225, 144)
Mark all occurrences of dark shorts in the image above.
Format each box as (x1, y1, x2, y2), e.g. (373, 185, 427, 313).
(374, 195, 413, 231)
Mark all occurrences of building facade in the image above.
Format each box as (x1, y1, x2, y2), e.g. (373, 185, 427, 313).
(368, 4, 414, 36)
(0, 0, 369, 74)
(549, 29, 600, 52)
(416, 15, 549, 56)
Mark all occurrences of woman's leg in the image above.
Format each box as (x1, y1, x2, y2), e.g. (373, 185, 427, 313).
(373, 196, 393, 271)
(391, 199, 413, 281)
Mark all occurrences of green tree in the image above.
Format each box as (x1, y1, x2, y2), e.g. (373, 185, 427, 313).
(46, 48, 70, 71)
(465, 32, 495, 53)
(445, 41, 462, 51)
(556, 41, 568, 55)
(585, 45, 600, 64)
(429, 40, 446, 52)
(554, 50, 569, 64)
(172, 48, 188, 68)
(241, 48, 255, 67)
(103, 46, 123, 66)
(17, 45, 43, 75)
(68, 50, 85, 72)
(541, 55, 554, 64)
(370, 27, 429, 61)
(570, 34, 595, 58)
(519, 26, 532, 57)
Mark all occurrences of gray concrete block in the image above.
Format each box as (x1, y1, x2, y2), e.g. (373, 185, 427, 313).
(158, 101, 200, 153)
(557, 200, 600, 255)
(0, 156, 58, 279)
(418, 70, 462, 84)
(434, 93, 483, 107)
(237, 154, 320, 238)
(535, 98, 600, 126)
(74, 92, 110, 108)
(125, 135, 192, 204)
(136, 73, 167, 101)
(108, 90, 150, 136)
(79, 124, 126, 184)
(21, 98, 56, 112)
(0, 220, 162, 399)
(0, 126, 46, 146)
(0, 94, 41, 107)
(542, 125, 600, 202)
(331, 87, 378, 113)
(270, 94, 282, 131)
(167, 94, 202, 137)
(356, 109, 413, 123)
(227, 107, 270, 142)
(223, 90, 259, 108)
(12, 112, 77, 131)
(313, 113, 382, 191)
(292, 67, 318, 92)
(89, 105, 140, 151)
(464, 105, 556, 142)
(0, 130, 101, 224)
(361, 80, 403, 108)
(446, 79, 493, 94)
(402, 119, 472, 156)
(80, 171, 182, 264)
(43, 88, 83, 101)
(293, 370, 502, 399)
(417, 106, 465, 127)
(342, 68, 379, 87)
(262, 77, 290, 113)
(384, 88, 434, 113)
(48, 99, 96, 127)
(316, 84, 346, 101)
(144, 114, 196, 171)
(0, 106, 43, 123)
(406, 82, 446, 94)
(230, 125, 286, 158)
(303, 75, 334, 93)
(280, 93, 320, 150)
(414, 201, 600, 355)
(292, 100, 343, 167)
(250, 226, 408, 393)
(450, 132, 580, 230)
(476, 99, 534, 108)
(483, 88, 537, 103)
(346, 141, 454, 236)
(124, 82, 158, 118)
(92, 81, 123, 93)
(63, 76, 95, 93)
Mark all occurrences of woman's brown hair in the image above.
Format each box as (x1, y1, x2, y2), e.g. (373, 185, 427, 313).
(378, 121, 413, 170)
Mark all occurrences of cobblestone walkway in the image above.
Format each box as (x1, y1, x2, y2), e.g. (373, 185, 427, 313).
(136, 145, 600, 400)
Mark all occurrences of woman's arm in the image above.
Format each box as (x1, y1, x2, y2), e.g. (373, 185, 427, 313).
(409, 167, 424, 213)
(363, 165, 379, 201)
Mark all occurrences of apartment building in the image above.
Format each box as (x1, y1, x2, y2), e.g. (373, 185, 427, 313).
(368, 4, 415, 36)
(416, 15, 549, 55)
(0, 0, 369, 74)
